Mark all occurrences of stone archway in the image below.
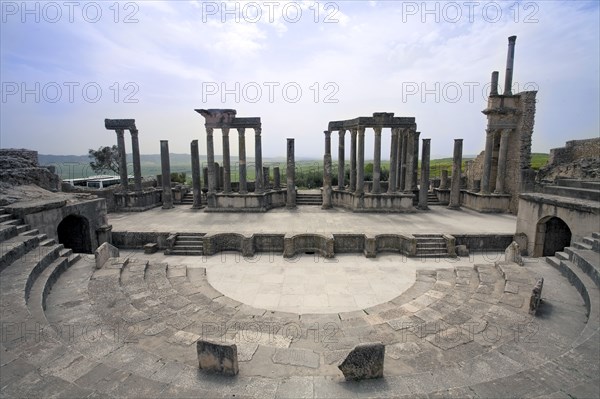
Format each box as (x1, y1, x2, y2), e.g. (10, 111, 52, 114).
(57, 214, 92, 254)
(534, 216, 572, 257)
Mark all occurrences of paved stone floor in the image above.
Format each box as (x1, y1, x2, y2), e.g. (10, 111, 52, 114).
(128, 250, 504, 314)
(108, 205, 517, 234)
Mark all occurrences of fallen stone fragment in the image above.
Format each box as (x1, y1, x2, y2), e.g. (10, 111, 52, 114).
(197, 340, 239, 376)
(337, 343, 385, 381)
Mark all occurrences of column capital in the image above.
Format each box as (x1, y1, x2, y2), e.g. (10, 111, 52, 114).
(129, 128, 138, 137)
(373, 126, 382, 135)
(357, 126, 365, 135)
(115, 128, 125, 137)
(501, 128, 512, 136)
(254, 127, 262, 136)
(206, 127, 214, 135)
(222, 127, 230, 136)
(338, 128, 345, 136)
(237, 127, 245, 136)
(323, 130, 331, 138)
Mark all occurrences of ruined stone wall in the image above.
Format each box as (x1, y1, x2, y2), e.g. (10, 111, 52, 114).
(0, 148, 60, 191)
(0, 148, 39, 165)
(548, 138, 600, 165)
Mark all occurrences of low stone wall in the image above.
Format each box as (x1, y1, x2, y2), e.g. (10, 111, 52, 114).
(283, 233, 335, 258)
(112, 231, 171, 250)
(461, 191, 511, 213)
(333, 234, 365, 254)
(331, 190, 415, 212)
(0, 148, 39, 164)
(453, 234, 514, 253)
(433, 188, 450, 205)
(204, 233, 254, 256)
(205, 190, 287, 212)
(114, 189, 162, 212)
(548, 138, 600, 165)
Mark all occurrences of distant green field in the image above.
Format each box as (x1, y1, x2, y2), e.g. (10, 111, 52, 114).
(51, 153, 549, 187)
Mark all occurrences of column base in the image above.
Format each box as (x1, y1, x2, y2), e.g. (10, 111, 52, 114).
(417, 205, 429, 210)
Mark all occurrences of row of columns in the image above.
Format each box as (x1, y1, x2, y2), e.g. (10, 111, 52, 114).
(331, 127, 420, 195)
(111, 127, 142, 192)
(205, 127, 263, 195)
(480, 128, 511, 194)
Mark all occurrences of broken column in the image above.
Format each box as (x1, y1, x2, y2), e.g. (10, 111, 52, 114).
(202, 167, 208, 191)
(490, 71, 499, 96)
(349, 128, 357, 192)
(388, 128, 399, 193)
(448, 139, 463, 209)
(323, 130, 333, 209)
(480, 128, 494, 194)
(238, 128, 247, 194)
(263, 166, 270, 190)
(286, 138, 296, 208)
(338, 129, 345, 190)
(503, 35, 517, 96)
(222, 128, 231, 193)
(418, 138, 431, 210)
(494, 129, 511, 194)
(356, 127, 365, 195)
(273, 166, 281, 189)
(160, 140, 173, 209)
(372, 127, 382, 194)
(130, 128, 142, 191)
(440, 169, 449, 189)
(190, 140, 203, 209)
(255, 128, 264, 193)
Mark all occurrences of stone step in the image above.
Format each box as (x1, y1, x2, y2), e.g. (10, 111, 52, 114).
(19, 229, 39, 236)
(59, 248, 73, 258)
(0, 224, 17, 242)
(0, 214, 13, 222)
(0, 208, 6, 215)
(556, 179, 600, 190)
(28, 256, 70, 324)
(416, 243, 447, 250)
(416, 252, 448, 258)
(67, 253, 81, 266)
(593, 232, 600, 240)
(567, 247, 600, 289)
(0, 219, 20, 226)
(40, 238, 56, 247)
(0, 234, 40, 272)
(177, 236, 204, 242)
(555, 251, 570, 261)
(572, 242, 593, 251)
(543, 185, 600, 201)
(173, 245, 203, 251)
(168, 249, 204, 256)
(15, 224, 30, 234)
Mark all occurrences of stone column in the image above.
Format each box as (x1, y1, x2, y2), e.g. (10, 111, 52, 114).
(494, 129, 511, 194)
(286, 138, 296, 208)
(440, 169, 449, 189)
(202, 167, 208, 191)
(388, 128, 399, 193)
(337, 129, 345, 190)
(349, 129, 357, 192)
(206, 128, 216, 194)
(160, 140, 173, 209)
(254, 128, 263, 193)
(237, 128, 247, 194)
(399, 130, 408, 191)
(115, 129, 128, 190)
(372, 127, 382, 194)
(273, 167, 281, 189)
(503, 36, 517, 96)
(404, 129, 415, 193)
(355, 127, 365, 195)
(480, 128, 494, 194)
(222, 128, 231, 193)
(129, 128, 142, 191)
(490, 71, 499, 96)
(412, 131, 420, 191)
(263, 166, 270, 189)
(190, 140, 202, 209)
(322, 131, 333, 209)
(418, 138, 431, 210)
(448, 139, 463, 209)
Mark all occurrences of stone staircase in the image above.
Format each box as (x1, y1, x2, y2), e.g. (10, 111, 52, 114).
(180, 192, 194, 205)
(414, 234, 448, 257)
(296, 192, 323, 206)
(427, 191, 443, 205)
(165, 233, 205, 256)
(543, 178, 600, 201)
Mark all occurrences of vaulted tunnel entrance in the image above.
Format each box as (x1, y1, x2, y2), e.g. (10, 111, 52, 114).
(536, 216, 572, 257)
(57, 214, 92, 254)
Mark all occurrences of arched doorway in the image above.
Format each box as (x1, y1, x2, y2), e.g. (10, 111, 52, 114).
(57, 214, 92, 253)
(535, 216, 572, 257)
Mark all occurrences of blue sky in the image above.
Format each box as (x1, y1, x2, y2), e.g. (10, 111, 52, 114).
(1, 0, 598, 159)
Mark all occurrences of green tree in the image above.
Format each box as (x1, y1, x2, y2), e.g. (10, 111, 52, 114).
(88, 145, 121, 175)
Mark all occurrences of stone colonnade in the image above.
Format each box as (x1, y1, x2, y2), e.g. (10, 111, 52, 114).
(479, 128, 513, 195)
(195, 109, 265, 200)
(104, 119, 142, 191)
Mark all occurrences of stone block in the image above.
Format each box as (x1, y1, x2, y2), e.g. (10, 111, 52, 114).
(456, 245, 469, 257)
(144, 243, 158, 254)
(196, 340, 239, 376)
(337, 343, 385, 381)
(94, 242, 119, 269)
(529, 278, 544, 315)
(505, 241, 524, 266)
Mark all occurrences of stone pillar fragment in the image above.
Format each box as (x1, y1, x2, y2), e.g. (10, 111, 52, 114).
(388, 128, 399, 193)
(349, 129, 357, 192)
(160, 140, 173, 209)
(286, 138, 296, 208)
(338, 129, 345, 190)
(372, 127, 382, 194)
(494, 129, 511, 194)
(263, 166, 270, 189)
(130, 128, 142, 191)
(448, 139, 463, 209)
(273, 167, 281, 189)
(356, 127, 365, 195)
(399, 131, 408, 190)
(480, 129, 494, 194)
(237, 128, 247, 194)
(222, 128, 231, 193)
(418, 138, 431, 210)
(323, 131, 333, 209)
(116, 129, 129, 190)
(254, 128, 263, 193)
(202, 167, 208, 191)
(490, 71, 499, 96)
(440, 170, 449, 189)
(206, 128, 216, 194)
(190, 140, 203, 209)
(504, 36, 517, 96)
